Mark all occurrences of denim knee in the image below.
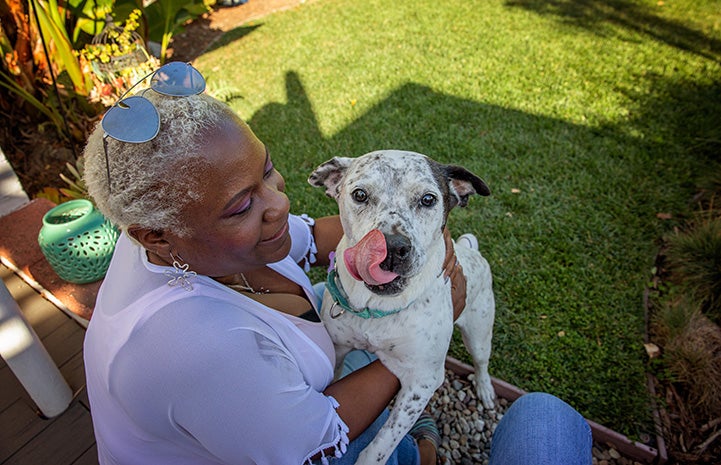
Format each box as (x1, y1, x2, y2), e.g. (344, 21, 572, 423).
(489, 392, 592, 465)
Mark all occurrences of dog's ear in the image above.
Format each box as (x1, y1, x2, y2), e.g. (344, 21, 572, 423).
(444, 164, 491, 208)
(308, 157, 353, 199)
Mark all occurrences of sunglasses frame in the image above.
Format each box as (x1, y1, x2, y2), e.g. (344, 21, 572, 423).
(100, 62, 206, 192)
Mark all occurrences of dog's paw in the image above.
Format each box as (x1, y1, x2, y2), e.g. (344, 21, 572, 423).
(474, 376, 497, 410)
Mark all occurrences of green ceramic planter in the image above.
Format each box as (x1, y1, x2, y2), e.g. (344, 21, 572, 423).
(37, 199, 119, 284)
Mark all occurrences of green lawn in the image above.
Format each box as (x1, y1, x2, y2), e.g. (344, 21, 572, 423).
(194, 0, 721, 437)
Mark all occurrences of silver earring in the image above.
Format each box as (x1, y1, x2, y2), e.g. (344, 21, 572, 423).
(164, 252, 197, 291)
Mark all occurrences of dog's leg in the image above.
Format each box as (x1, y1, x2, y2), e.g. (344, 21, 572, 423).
(355, 361, 445, 465)
(460, 328, 495, 410)
(356, 385, 436, 464)
(454, 249, 496, 410)
(456, 305, 496, 410)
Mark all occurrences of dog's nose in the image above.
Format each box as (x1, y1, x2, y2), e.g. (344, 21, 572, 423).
(385, 234, 412, 263)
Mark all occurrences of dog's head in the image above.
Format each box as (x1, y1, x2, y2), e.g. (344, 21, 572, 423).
(309, 150, 489, 295)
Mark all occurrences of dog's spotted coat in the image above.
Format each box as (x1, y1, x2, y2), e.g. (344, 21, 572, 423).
(309, 150, 496, 465)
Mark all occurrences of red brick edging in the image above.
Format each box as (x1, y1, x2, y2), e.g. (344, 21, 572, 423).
(0, 199, 99, 323)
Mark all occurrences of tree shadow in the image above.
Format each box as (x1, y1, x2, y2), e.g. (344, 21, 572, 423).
(204, 23, 263, 55)
(618, 75, 721, 163)
(250, 69, 719, 186)
(169, 21, 261, 63)
(505, 0, 721, 62)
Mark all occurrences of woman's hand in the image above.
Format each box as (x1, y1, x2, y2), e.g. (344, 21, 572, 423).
(442, 228, 467, 321)
(313, 215, 344, 267)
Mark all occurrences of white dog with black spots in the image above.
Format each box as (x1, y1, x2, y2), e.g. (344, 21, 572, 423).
(309, 150, 496, 465)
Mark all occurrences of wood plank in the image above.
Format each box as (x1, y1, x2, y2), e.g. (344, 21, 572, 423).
(0, 317, 83, 413)
(0, 329, 86, 419)
(3, 401, 96, 465)
(0, 398, 52, 462)
(60, 351, 87, 396)
(1, 266, 67, 340)
(1, 266, 67, 374)
(72, 444, 99, 465)
(42, 317, 84, 368)
(0, 365, 26, 412)
(1, 255, 96, 464)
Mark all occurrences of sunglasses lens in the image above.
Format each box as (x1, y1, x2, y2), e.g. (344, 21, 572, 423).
(151, 62, 206, 96)
(101, 96, 160, 143)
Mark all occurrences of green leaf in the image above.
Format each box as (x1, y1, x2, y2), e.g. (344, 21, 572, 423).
(35, 187, 63, 204)
(67, 0, 117, 40)
(65, 162, 82, 181)
(0, 71, 66, 131)
(59, 188, 87, 200)
(144, 0, 210, 60)
(59, 173, 85, 193)
(33, 0, 90, 95)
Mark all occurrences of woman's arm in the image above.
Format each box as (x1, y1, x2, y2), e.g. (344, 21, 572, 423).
(312, 215, 344, 267)
(323, 360, 400, 439)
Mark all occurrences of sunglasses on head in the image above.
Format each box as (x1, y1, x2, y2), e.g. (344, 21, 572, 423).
(101, 61, 206, 191)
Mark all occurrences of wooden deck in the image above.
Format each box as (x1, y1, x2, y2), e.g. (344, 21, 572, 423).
(0, 265, 98, 465)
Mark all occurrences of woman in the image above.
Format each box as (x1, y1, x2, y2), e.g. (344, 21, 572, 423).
(83, 63, 592, 465)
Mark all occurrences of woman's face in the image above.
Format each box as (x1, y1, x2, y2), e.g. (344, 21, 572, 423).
(164, 116, 291, 277)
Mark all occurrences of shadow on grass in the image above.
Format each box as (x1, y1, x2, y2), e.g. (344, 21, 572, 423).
(505, 0, 721, 62)
(205, 23, 263, 54)
(242, 67, 720, 438)
(617, 75, 721, 163)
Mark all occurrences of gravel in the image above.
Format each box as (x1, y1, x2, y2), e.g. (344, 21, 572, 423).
(426, 369, 647, 465)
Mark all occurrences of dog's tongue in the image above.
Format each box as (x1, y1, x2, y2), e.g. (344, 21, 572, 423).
(343, 229, 399, 286)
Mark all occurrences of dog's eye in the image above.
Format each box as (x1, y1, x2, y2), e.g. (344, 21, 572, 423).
(420, 193, 437, 207)
(352, 188, 368, 203)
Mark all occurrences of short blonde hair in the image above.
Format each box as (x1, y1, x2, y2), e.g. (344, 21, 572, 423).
(84, 92, 238, 235)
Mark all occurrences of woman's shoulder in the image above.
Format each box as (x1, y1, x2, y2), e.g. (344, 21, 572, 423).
(149, 289, 277, 335)
(117, 292, 285, 373)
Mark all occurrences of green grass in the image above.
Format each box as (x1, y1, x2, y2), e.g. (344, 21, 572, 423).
(194, 0, 721, 437)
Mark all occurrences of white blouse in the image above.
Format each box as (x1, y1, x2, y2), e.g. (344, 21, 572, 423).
(84, 214, 348, 465)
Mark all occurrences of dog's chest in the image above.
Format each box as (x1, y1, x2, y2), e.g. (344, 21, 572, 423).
(321, 287, 455, 356)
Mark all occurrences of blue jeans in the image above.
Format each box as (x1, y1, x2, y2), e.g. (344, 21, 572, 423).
(489, 392, 593, 465)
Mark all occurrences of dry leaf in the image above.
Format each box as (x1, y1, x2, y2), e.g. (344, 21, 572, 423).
(644, 342, 661, 358)
(656, 212, 672, 220)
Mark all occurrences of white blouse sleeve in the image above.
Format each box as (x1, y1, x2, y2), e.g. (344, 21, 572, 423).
(110, 298, 348, 465)
(287, 213, 318, 272)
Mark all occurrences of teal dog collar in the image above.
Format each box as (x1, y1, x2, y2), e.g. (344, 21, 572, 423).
(325, 267, 404, 319)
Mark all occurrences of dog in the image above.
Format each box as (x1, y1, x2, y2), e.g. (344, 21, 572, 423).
(308, 150, 496, 464)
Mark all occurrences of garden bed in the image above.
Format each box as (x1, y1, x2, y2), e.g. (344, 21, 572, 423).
(440, 357, 667, 465)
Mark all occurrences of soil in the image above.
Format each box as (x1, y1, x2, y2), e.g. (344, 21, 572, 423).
(0, 0, 307, 199)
